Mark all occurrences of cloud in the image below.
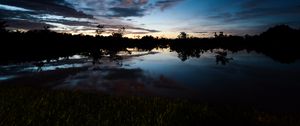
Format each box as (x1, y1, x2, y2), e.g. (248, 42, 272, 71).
(236, 5, 300, 19)
(0, 0, 92, 18)
(5, 19, 52, 30)
(194, 32, 208, 34)
(208, 12, 232, 20)
(0, 7, 94, 29)
(109, 7, 145, 17)
(64, 0, 184, 17)
(194, 0, 300, 36)
(240, 0, 269, 9)
(93, 24, 160, 33)
(105, 0, 153, 17)
(118, 0, 149, 6)
(0, 4, 33, 12)
(1, 0, 186, 35)
(209, 1, 300, 23)
(1, 0, 184, 19)
(64, 0, 150, 18)
(129, 26, 160, 33)
(155, 0, 184, 11)
(0, 1, 94, 31)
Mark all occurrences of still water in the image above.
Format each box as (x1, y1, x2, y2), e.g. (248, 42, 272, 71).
(1, 48, 300, 110)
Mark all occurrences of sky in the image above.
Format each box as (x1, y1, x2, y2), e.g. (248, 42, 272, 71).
(1, 0, 300, 38)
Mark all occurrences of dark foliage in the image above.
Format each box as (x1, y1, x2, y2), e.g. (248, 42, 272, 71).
(0, 24, 299, 64)
(0, 86, 299, 126)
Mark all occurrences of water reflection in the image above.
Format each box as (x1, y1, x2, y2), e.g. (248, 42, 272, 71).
(2, 48, 300, 84)
(121, 48, 300, 110)
(32, 62, 44, 72)
(215, 51, 234, 65)
(0, 75, 15, 81)
(1, 47, 300, 111)
(0, 59, 87, 81)
(57, 67, 189, 96)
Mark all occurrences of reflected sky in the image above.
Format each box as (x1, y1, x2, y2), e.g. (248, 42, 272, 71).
(0, 59, 87, 81)
(124, 50, 300, 84)
(1, 48, 300, 109)
(122, 49, 300, 103)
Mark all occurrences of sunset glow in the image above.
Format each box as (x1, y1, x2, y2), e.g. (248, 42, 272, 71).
(1, 0, 300, 38)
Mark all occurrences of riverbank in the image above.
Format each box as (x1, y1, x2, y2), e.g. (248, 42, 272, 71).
(0, 86, 299, 126)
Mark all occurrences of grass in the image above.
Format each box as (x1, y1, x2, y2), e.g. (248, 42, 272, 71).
(0, 86, 299, 126)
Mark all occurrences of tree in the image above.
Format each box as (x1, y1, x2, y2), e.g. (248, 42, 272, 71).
(141, 35, 154, 40)
(96, 25, 105, 35)
(178, 32, 188, 39)
(214, 32, 225, 38)
(42, 25, 52, 33)
(0, 21, 8, 32)
(134, 35, 141, 39)
(43, 26, 50, 31)
(219, 32, 224, 37)
(119, 27, 125, 35)
(112, 26, 125, 38)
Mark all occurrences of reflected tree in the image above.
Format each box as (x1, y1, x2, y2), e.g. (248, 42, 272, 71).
(215, 51, 233, 65)
(90, 49, 104, 65)
(33, 62, 45, 72)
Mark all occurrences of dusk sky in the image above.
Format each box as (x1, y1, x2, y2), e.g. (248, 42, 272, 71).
(1, 0, 300, 38)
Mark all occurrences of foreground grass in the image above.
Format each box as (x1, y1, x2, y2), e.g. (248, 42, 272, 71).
(0, 86, 299, 126)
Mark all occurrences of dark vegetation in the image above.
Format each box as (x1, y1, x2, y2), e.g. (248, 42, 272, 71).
(0, 86, 299, 126)
(1, 22, 300, 125)
(0, 21, 300, 64)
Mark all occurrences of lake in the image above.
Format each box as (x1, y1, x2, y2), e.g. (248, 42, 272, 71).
(1, 48, 300, 111)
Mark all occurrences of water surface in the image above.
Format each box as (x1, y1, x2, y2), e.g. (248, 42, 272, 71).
(1, 48, 300, 111)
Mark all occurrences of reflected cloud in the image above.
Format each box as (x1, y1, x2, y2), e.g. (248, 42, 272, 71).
(1, 46, 300, 104)
(0, 75, 16, 81)
(58, 67, 186, 96)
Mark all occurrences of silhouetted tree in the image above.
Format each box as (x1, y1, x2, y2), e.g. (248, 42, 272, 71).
(0, 21, 8, 32)
(134, 35, 141, 39)
(178, 32, 188, 39)
(112, 32, 123, 38)
(141, 35, 154, 40)
(43, 26, 50, 31)
(244, 34, 250, 39)
(260, 25, 297, 41)
(219, 32, 224, 37)
(215, 32, 225, 38)
(0, 23, 300, 65)
(112, 27, 126, 38)
(96, 25, 105, 35)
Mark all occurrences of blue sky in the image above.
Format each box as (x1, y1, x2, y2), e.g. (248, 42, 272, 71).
(1, 0, 300, 38)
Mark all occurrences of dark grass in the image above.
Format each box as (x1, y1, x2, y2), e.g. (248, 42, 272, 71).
(0, 86, 299, 126)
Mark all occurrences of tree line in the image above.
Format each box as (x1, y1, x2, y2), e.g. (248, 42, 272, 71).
(0, 21, 300, 64)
